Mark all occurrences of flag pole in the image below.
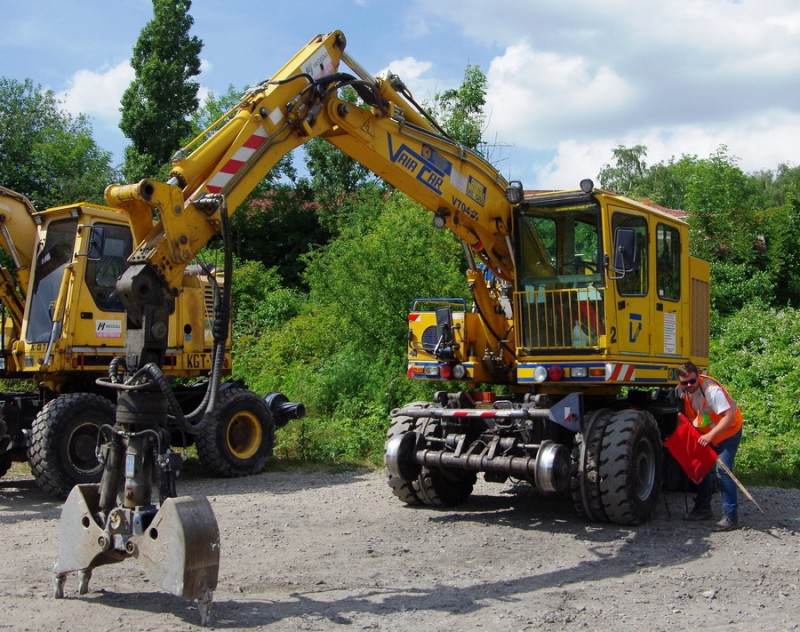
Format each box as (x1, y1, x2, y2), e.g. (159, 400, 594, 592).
(716, 458, 764, 513)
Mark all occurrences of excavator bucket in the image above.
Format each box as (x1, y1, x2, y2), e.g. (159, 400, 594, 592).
(135, 495, 220, 600)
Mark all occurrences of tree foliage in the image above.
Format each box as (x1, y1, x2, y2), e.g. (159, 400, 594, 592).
(229, 183, 329, 286)
(597, 144, 648, 196)
(427, 64, 487, 151)
(120, 0, 202, 181)
(0, 78, 115, 208)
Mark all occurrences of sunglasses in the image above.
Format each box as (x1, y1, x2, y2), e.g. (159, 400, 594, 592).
(679, 377, 698, 387)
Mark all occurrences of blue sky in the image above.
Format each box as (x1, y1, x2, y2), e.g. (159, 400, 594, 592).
(3, 0, 799, 189)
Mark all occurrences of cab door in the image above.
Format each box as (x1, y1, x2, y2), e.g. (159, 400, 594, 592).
(610, 210, 651, 356)
(654, 222, 683, 358)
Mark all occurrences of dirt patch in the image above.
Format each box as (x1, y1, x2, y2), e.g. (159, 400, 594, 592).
(1, 468, 798, 631)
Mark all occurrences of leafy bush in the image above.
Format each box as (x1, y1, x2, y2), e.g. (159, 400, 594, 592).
(710, 261, 773, 319)
(711, 303, 800, 484)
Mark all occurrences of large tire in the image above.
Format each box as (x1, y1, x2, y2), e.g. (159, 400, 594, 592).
(28, 393, 115, 499)
(570, 409, 614, 522)
(385, 402, 428, 505)
(195, 388, 274, 477)
(598, 409, 663, 525)
(413, 418, 476, 507)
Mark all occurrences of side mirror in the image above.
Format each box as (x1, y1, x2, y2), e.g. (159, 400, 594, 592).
(87, 226, 105, 261)
(613, 227, 638, 273)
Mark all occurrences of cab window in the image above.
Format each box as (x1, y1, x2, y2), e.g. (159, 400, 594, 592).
(84, 223, 132, 311)
(612, 213, 648, 297)
(26, 219, 77, 343)
(656, 223, 681, 301)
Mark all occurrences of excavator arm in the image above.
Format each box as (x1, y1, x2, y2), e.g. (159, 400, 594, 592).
(105, 30, 517, 368)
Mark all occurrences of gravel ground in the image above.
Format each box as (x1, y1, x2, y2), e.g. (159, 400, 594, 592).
(1, 467, 799, 631)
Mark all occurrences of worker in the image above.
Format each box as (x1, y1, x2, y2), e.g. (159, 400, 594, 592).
(677, 361, 744, 531)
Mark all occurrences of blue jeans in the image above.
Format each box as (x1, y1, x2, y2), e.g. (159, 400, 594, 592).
(695, 428, 742, 520)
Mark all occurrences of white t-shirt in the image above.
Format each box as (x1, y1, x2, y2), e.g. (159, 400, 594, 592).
(686, 380, 732, 417)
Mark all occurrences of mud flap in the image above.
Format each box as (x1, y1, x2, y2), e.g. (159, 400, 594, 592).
(136, 495, 220, 600)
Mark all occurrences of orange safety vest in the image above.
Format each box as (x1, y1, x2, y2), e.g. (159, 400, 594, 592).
(681, 375, 743, 444)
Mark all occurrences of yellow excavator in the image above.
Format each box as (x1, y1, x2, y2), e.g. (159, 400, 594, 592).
(43, 30, 709, 622)
(0, 185, 303, 498)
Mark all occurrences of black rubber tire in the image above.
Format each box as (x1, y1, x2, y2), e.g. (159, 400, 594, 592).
(196, 388, 274, 477)
(570, 409, 614, 522)
(385, 402, 428, 505)
(598, 409, 663, 525)
(413, 418, 476, 507)
(27, 393, 115, 499)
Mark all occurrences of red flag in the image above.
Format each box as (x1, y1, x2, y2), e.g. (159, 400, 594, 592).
(663, 415, 719, 484)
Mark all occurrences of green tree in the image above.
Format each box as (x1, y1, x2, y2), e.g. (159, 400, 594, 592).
(0, 78, 115, 208)
(120, 0, 202, 181)
(234, 190, 467, 464)
(597, 144, 648, 196)
(427, 64, 487, 152)
(754, 163, 800, 208)
(229, 183, 329, 286)
(683, 146, 762, 263)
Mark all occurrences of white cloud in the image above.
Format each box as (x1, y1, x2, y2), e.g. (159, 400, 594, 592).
(56, 61, 134, 122)
(484, 42, 634, 149)
(377, 57, 439, 102)
(529, 110, 800, 190)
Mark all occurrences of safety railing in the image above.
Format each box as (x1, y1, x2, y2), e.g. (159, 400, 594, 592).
(514, 286, 605, 351)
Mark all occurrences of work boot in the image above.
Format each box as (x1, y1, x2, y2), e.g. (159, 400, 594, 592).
(682, 506, 713, 521)
(713, 515, 738, 531)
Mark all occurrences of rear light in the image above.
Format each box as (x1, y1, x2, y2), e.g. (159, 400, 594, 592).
(589, 367, 605, 378)
(452, 364, 467, 379)
(548, 365, 564, 381)
(533, 366, 548, 382)
(571, 367, 588, 378)
(408, 366, 425, 378)
(440, 364, 453, 380)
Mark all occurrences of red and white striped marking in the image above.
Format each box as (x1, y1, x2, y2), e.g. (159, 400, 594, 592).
(206, 126, 269, 194)
(606, 363, 636, 381)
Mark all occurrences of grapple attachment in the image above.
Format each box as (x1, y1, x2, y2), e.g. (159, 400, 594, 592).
(53, 483, 220, 625)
